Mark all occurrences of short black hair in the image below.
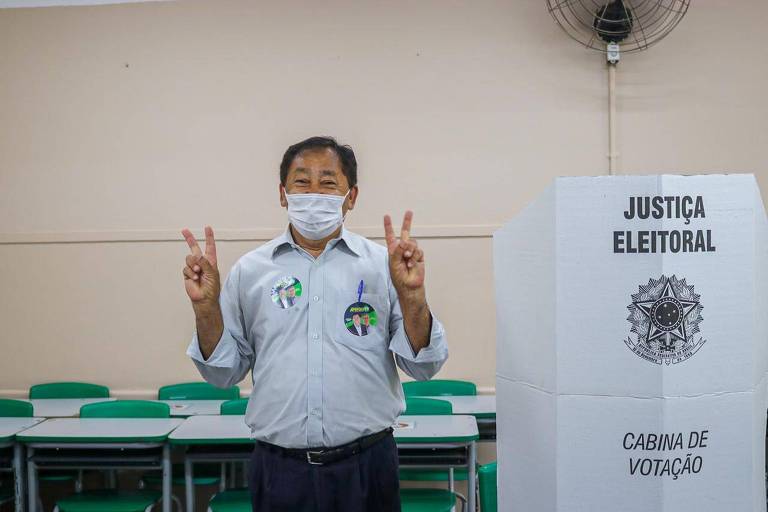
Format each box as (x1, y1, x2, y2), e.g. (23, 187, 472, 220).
(279, 136, 357, 189)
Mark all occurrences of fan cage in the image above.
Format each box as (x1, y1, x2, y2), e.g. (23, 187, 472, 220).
(546, 0, 690, 53)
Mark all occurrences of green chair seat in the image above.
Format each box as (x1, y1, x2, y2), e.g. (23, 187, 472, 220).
(158, 382, 240, 401)
(142, 463, 221, 486)
(403, 397, 452, 416)
(55, 490, 161, 512)
(80, 400, 170, 419)
(400, 488, 461, 512)
(0, 398, 33, 417)
(220, 398, 248, 415)
(30, 382, 110, 399)
(208, 489, 251, 512)
(402, 380, 477, 397)
(479, 461, 498, 512)
(399, 467, 468, 482)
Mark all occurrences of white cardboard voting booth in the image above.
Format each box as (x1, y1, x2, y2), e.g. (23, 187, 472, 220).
(494, 174, 768, 512)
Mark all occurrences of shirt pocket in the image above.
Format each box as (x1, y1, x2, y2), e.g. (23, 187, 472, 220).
(332, 291, 389, 352)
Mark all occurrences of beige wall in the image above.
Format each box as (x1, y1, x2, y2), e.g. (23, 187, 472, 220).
(1, 0, 766, 397)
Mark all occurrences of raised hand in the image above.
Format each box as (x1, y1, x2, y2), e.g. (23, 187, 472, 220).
(181, 226, 221, 306)
(384, 211, 425, 297)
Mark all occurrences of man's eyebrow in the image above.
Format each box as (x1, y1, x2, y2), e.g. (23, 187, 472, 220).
(292, 168, 309, 175)
(320, 170, 338, 177)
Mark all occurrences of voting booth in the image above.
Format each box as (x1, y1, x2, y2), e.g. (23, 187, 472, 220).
(494, 174, 768, 511)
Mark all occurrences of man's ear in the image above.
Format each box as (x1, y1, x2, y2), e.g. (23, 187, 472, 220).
(346, 186, 359, 211)
(279, 184, 288, 208)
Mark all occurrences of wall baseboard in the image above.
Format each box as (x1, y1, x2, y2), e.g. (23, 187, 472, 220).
(0, 225, 500, 245)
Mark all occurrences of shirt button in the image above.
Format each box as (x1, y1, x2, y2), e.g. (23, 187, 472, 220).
(312, 333, 319, 340)
(313, 295, 319, 302)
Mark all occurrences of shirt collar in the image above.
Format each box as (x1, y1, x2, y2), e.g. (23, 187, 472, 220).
(271, 225, 362, 259)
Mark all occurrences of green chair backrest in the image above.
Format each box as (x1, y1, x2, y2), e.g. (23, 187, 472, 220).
(479, 461, 498, 512)
(403, 397, 452, 415)
(220, 398, 248, 415)
(29, 382, 110, 399)
(80, 400, 170, 418)
(158, 382, 240, 400)
(0, 399, 33, 417)
(402, 379, 477, 397)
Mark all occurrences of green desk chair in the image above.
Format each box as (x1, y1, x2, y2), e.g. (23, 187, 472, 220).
(0, 398, 33, 417)
(399, 398, 467, 512)
(141, 397, 249, 496)
(402, 380, 477, 397)
(478, 462, 497, 512)
(28, 383, 111, 499)
(399, 398, 468, 482)
(53, 400, 173, 512)
(219, 399, 248, 416)
(29, 382, 110, 399)
(157, 382, 240, 401)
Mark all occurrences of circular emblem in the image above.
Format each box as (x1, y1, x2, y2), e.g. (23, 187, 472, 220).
(343, 302, 377, 336)
(625, 274, 705, 365)
(270, 276, 302, 309)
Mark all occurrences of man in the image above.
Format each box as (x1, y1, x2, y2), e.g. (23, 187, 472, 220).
(276, 286, 290, 309)
(285, 283, 297, 306)
(181, 136, 448, 512)
(349, 312, 368, 336)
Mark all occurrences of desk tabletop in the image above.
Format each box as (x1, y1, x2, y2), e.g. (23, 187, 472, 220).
(0, 417, 45, 444)
(154, 400, 226, 417)
(394, 414, 479, 443)
(169, 414, 478, 445)
(24, 398, 115, 418)
(421, 395, 496, 418)
(16, 417, 183, 444)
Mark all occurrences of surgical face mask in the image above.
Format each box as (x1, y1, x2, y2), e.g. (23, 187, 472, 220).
(285, 191, 349, 240)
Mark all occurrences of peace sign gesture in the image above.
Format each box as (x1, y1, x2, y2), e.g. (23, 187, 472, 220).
(181, 226, 221, 306)
(384, 211, 425, 296)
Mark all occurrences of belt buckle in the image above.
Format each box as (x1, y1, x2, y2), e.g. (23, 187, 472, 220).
(306, 450, 325, 465)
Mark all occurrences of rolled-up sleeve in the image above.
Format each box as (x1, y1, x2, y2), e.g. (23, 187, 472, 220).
(186, 262, 254, 388)
(388, 283, 448, 381)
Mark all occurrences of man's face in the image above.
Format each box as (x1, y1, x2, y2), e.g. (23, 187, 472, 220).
(279, 148, 357, 215)
(362, 314, 370, 326)
(352, 314, 361, 326)
(278, 289, 286, 299)
(287, 286, 296, 298)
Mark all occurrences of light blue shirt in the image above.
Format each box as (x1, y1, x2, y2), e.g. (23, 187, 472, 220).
(187, 227, 448, 448)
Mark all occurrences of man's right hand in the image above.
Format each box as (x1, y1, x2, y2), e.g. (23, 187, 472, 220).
(181, 226, 221, 308)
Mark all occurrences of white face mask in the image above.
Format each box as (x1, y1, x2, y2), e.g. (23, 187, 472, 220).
(285, 191, 349, 240)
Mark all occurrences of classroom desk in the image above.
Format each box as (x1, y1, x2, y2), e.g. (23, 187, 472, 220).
(23, 398, 115, 418)
(422, 394, 497, 441)
(17, 417, 183, 512)
(0, 417, 44, 512)
(169, 414, 479, 512)
(154, 400, 226, 417)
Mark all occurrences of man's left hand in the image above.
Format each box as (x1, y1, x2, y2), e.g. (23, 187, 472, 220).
(384, 210, 425, 300)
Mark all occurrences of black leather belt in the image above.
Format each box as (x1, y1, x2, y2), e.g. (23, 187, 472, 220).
(257, 427, 393, 466)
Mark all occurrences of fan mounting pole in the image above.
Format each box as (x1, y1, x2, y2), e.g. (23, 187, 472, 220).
(607, 42, 619, 175)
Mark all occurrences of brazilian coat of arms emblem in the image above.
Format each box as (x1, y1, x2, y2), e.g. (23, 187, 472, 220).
(625, 275, 705, 365)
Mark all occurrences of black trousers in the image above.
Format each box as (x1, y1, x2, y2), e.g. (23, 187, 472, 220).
(248, 433, 401, 512)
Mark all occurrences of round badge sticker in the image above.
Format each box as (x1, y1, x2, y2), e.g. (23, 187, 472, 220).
(270, 276, 302, 309)
(343, 302, 377, 336)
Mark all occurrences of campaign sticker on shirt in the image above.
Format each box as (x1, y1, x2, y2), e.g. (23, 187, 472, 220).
(270, 276, 302, 309)
(343, 302, 378, 336)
